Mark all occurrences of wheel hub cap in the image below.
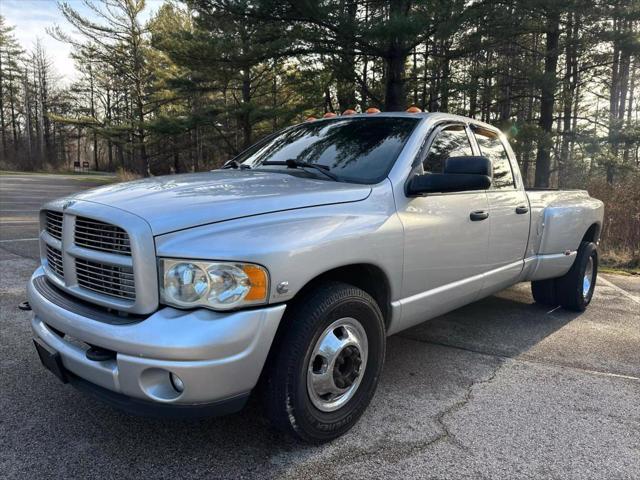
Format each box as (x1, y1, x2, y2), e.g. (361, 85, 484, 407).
(307, 318, 368, 412)
(333, 345, 362, 389)
(583, 256, 594, 298)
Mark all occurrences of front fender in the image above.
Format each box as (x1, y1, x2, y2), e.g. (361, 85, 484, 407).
(154, 182, 404, 306)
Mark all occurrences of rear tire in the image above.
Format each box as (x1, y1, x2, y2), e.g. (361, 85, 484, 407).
(556, 241, 598, 312)
(264, 282, 385, 443)
(531, 278, 558, 306)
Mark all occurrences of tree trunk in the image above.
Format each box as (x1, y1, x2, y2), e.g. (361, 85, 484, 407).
(421, 40, 429, 110)
(133, 84, 148, 175)
(439, 46, 450, 113)
(116, 142, 125, 170)
(0, 51, 6, 159)
(106, 89, 113, 170)
(559, 12, 578, 188)
(8, 67, 18, 152)
(360, 3, 369, 111)
(384, 49, 407, 111)
(469, 51, 479, 118)
(623, 58, 636, 164)
(88, 61, 99, 170)
(241, 68, 252, 149)
(173, 136, 180, 173)
(336, 0, 357, 111)
(383, 0, 410, 111)
(23, 71, 33, 168)
(534, 10, 560, 188)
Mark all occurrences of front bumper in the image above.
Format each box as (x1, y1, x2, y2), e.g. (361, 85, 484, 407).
(28, 267, 286, 413)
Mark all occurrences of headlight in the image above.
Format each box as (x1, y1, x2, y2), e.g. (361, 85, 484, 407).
(159, 259, 269, 310)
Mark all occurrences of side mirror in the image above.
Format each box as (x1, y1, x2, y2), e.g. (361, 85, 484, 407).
(444, 156, 492, 176)
(407, 156, 492, 195)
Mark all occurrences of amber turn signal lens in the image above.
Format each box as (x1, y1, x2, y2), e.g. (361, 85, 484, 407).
(365, 107, 381, 114)
(242, 264, 268, 301)
(406, 106, 422, 113)
(342, 109, 356, 115)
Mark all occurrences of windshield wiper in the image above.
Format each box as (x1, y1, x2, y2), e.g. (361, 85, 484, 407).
(262, 159, 338, 181)
(222, 159, 251, 170)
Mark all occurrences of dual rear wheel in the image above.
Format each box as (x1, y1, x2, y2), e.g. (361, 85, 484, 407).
(531, 241, 598, 311)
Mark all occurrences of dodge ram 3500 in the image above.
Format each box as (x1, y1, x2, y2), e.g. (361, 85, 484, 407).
(28, 112, 604, 442)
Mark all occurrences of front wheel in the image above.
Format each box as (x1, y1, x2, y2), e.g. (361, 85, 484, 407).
(264, 282, 385, 443)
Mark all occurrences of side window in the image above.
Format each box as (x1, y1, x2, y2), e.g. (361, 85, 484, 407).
(423, 125, 473, 174)
(473, 128, 515, 189)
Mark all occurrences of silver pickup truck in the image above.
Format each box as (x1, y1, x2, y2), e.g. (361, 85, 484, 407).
(28, 112, 604, 442)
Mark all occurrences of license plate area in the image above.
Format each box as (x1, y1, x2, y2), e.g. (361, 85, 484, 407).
(33, 338, 68, 383)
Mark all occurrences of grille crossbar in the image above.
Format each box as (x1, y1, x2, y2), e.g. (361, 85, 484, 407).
(75, 217, 131, 255)
(46, 245, 64, 278)
(76, 258, 136, 300)
(46, 211, 63, 240)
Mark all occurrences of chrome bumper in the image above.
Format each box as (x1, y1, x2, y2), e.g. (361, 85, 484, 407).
(28, 267, 286, 407)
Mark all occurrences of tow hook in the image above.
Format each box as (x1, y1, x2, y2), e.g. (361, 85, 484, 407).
(86, 345, 116, 362)
(18, 301, 31, 311)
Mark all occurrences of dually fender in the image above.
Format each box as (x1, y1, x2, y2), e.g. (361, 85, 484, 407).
(521, 192, 604, 282)
(154, 181, 405, 321)
(532, 194, 604, 255)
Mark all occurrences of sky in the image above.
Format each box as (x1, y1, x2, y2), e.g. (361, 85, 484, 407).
(1, 0, 162, 84)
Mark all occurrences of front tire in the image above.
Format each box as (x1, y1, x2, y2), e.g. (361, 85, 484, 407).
(264, 282, 385, 443)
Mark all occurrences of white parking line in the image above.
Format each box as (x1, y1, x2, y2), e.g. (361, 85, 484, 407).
(599, 276, 640, 305)
(0, 237, 39, 243)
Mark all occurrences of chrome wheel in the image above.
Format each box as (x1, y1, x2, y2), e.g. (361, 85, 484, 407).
(583, 256, 594, 298)
(306, 317, 368, 412)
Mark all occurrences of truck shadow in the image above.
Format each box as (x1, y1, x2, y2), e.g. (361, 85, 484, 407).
(399, 282, 582, 358)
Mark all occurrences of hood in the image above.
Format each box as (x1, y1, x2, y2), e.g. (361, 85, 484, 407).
(72, 170, 372, 235)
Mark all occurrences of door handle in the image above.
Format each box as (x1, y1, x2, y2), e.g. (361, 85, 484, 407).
(470, 210, 489, 221)
(515, 205, 529, 214)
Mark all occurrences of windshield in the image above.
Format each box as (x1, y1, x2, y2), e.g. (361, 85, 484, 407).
(233, 117, 420, 184)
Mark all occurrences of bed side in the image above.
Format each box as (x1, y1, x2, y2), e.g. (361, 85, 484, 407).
(522, 190, 604, 281)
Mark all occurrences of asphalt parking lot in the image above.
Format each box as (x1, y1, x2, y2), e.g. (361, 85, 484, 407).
(1, 173, 639, 479)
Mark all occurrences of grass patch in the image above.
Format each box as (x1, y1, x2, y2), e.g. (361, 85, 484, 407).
(600, 266, 640, 276)
(0, 170, 117, 184)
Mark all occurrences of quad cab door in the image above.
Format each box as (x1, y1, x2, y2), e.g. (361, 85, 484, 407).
(470, 125, 530, 296)
(394, 123, 491, 333)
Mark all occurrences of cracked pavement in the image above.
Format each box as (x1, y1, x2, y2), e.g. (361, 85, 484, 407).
(1, 173, 639, 479)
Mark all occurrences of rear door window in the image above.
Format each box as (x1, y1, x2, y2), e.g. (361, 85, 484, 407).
(473, 128, 515, 189)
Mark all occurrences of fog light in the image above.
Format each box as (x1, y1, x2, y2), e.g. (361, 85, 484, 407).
(170, 372, 184, 393)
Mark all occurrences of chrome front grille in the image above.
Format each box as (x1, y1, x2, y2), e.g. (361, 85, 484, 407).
(76, 258, 136, 300)
(46, 245, 64, 278)
(39, 204, 156, 314)
(75, 217, 131, 255)
(46, 210, 63, 240)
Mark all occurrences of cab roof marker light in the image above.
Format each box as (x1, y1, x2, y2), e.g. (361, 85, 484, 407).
(342, 109, 356, 115)
(323, 112, 337, 118)
(406, 106, 422, 113)
(365, 107, 381, 114)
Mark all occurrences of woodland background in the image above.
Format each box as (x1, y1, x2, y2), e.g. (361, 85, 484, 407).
(0, 0, 638, 268)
